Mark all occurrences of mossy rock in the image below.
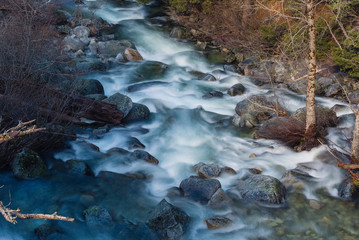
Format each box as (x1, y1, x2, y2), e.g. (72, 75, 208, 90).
(12, 148, 47, 179)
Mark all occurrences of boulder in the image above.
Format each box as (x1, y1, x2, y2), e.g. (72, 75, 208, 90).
(123, 103, 150, 123)
(65, 160, 94, 176)
(103, 92, 133, 117)
(227, 83, 245, 96)
(76, 58, 107, 73)
(235, 95, 285, 127)
(147, 199, 190, 240)
(205, 216, 233, 229)
(194, 163, 221, 179)
(338, 180, 359, 201)
(130, 150, 159, 165)
(97, 40, 135, 56)
(229, 175, 287, 204)
(134, 61, 168, 81)
(83, 206, 112, 227)
(124, 48, 143, 61)
(202, 91, 223, 99)
(12, 149, 47, 179)
(72, 26, 90, 38)
(179, 176, 221, 204)
(74, 79, 104, 95)
(86, 94, 107, 101)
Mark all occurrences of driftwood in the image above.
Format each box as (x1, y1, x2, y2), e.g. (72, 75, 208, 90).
(0, 120, 45, 143)
(0, 201, 74, 224)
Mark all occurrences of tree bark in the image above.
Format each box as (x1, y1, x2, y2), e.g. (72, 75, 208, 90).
(305, 0, 317, 140)
(351, 113, 359, 164)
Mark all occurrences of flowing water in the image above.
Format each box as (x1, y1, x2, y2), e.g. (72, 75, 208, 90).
(1, 1, 359, 239)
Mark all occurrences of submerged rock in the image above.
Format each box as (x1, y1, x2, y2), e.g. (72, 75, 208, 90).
(147, 199, 190, 240)
(130, 150, 159, 165)
(134, 61, 168, 81)
(202, 91, 223, 99)
(66, 160, 94, 176)
(205, 216, 233, 229)
(179, 176, 221, 204)
(12, 148, 47, 179)
(103, 92, 133, 117)
(227, 83, 245, 96)
(229, 175, 287, 204)
(83, 206, 113, 227)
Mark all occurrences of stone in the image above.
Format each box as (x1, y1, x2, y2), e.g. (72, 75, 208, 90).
(194, 163, 221, 179)
(63, 36, 87, 52)
(83, 206, 112, 227)
(223, 64, 239, 73)
(65, 160, 94, 176)
(227, 83, 245, 96)
(124, 48, 143, 61)
(72, 26, 90, 38)
(325, 83, 341, 97)
(221, 166, 237, 175)
(123, 103, 150, 123)
(229, 175, 287, 204)
(338, 180, 359, 201)
(75, 58, 107, 73)
(292, 107, 339, 130)
(309, 199, 323, 210)
(205, 216, 233, 229)
(202, 90, 223, 99)
(97, 40, 135, 56)
(134, 61, 168, 81)
(103, 92, 133, 117)
(74, 79, 104, 95)
(126, 137, 145, 150)
(199, 74, 216, 81)
(147, 199, 190, 240)
(12, 148, 47, 179)
(249, 153, 257, 158)
(34, 224, 59, 240)
(179, 176, 221, 204)
(207, 188, 232, 209)
(130, 150, 159, 165)
(169, 27, 191, 39)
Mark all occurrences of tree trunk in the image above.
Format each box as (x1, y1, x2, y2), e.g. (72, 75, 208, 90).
(351, 113, 359, 164)
(305, 0, 317, 140)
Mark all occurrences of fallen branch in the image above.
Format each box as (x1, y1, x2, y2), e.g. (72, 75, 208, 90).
(337, 164, 359, 170)
(0, 201, 74, 224)
(0, 120, 45, 144)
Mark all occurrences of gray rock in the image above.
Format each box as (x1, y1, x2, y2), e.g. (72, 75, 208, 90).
(72, 26, 90, 38)
(130, 150, 159, 165)
(97, 40, 135, 56)
(287, 79, 307, 94)
(202, 90, 223, 99)
(126, 137, 145, 150)
(83, 206, 112, 227)
(124, 48, 143, 61)
(205, 216, 233, 229)
(325, 83, 341, 97)
(76, 58, 107, 73)
(134, 61, 168, 81)
(223, 64, 239, 73)
(207, 188, 232, 209)
(179, 176, 221, 204)
(194, 163, 221, 179)
(63, 36, 87, 52)
(74, 79, 104, 95)
(147, 199, 190, 240)
(169, 27, 191, 39)
(230, 175, 287, 204)
(123, 103, 150, 123)
(227, 83, 245, 96)
(12, 149, 47, 179)
(66, 160, 94, 176)
(292, 107, 339, 130)
(316, 77, 334, 95)
(338, 180, 359, 201)
(86, 94, 107, 101)
(199, 74, 216, 81)
(103, 92, 133, 117)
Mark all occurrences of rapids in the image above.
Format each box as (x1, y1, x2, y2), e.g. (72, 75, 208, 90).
(1, 1, 358, 239)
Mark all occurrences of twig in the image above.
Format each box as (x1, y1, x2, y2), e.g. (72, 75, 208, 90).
(0, 201, 74, 224)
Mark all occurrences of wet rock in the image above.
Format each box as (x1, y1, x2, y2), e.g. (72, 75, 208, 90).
(206, 50, 227, 64)
(199, 74, 216, 81)
(202, 90, 223, 99)
(130, 150, 159, 165)
(126, 137, 146, 150)
(127, 81, 169, 92)
(92, 125, 110, 135)
(34, 224, 62, 240)
(316, 77, 334, 95)
(207, 188, 232, 209)
(134, 61, 168, 81)
(103, 92, 133, 117)
(167, 187, 182, 198)
(97, 40, 135, 56)
(74, 79, 104, 95)
(229, 175, 287, 204)
(237, 57, 258, 75)
(179, 176, 221, 204)
(205, 216, 233, 229)
(221, 166, 237, 175)
(227, 83, 245, 96)
(72, 26, 90, 38)
(223, 64, 239, 73)
(123, 103, 150, 123)
(169, 27, 191, 39)
(338, 180, 359, 201)
(124, 48, 143, 61)
(76, 58, 107, 73)
(117, 222, 158, 240)
(235, 95, 285, 127)
(65, 160, 94, 176)
(249, 153, 257, 158)
(83, 206, 113, 227)
(106, 147, 130, 155)
(147, 199, 190, 240)
(194, 163, 221, 179)
(12, 148, 47, 179)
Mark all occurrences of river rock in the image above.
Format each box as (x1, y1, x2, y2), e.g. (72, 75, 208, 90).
(72, 26, 90, 38)
(130, 150, 159, 165)
(179, 176, 221, 204)
(169, 27, 191, 39)
(97, 40, 135, 56)
(199, 74, 216, 81)
(207, 188, 232, 209)
(316, 77, 334, 95)
(338, 180, 359, 201)
(124, 48, 143, 61)
(76, 57, 107, 73)
(194, 163, 221, 179)
(74, 79, 104, 95)
(83, 206, 113, 227)
(123, 103, 150, 123)
(202, 90, 223, 99)
(221, 166, 237, 175)
(235, 95, 285, 127)
(227, 83, 245, 96)
(134, 61, 168, 81)
(229, 175, 287, 204)
(65, 160, 94, 176)
(205, 216, 233, 229)
(147, 199, 190, 240)
(126, 137, 145, 150)
(12, 148, 47, 179)
(63, 36, 87, 52)
(103, 92, 133, 117)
